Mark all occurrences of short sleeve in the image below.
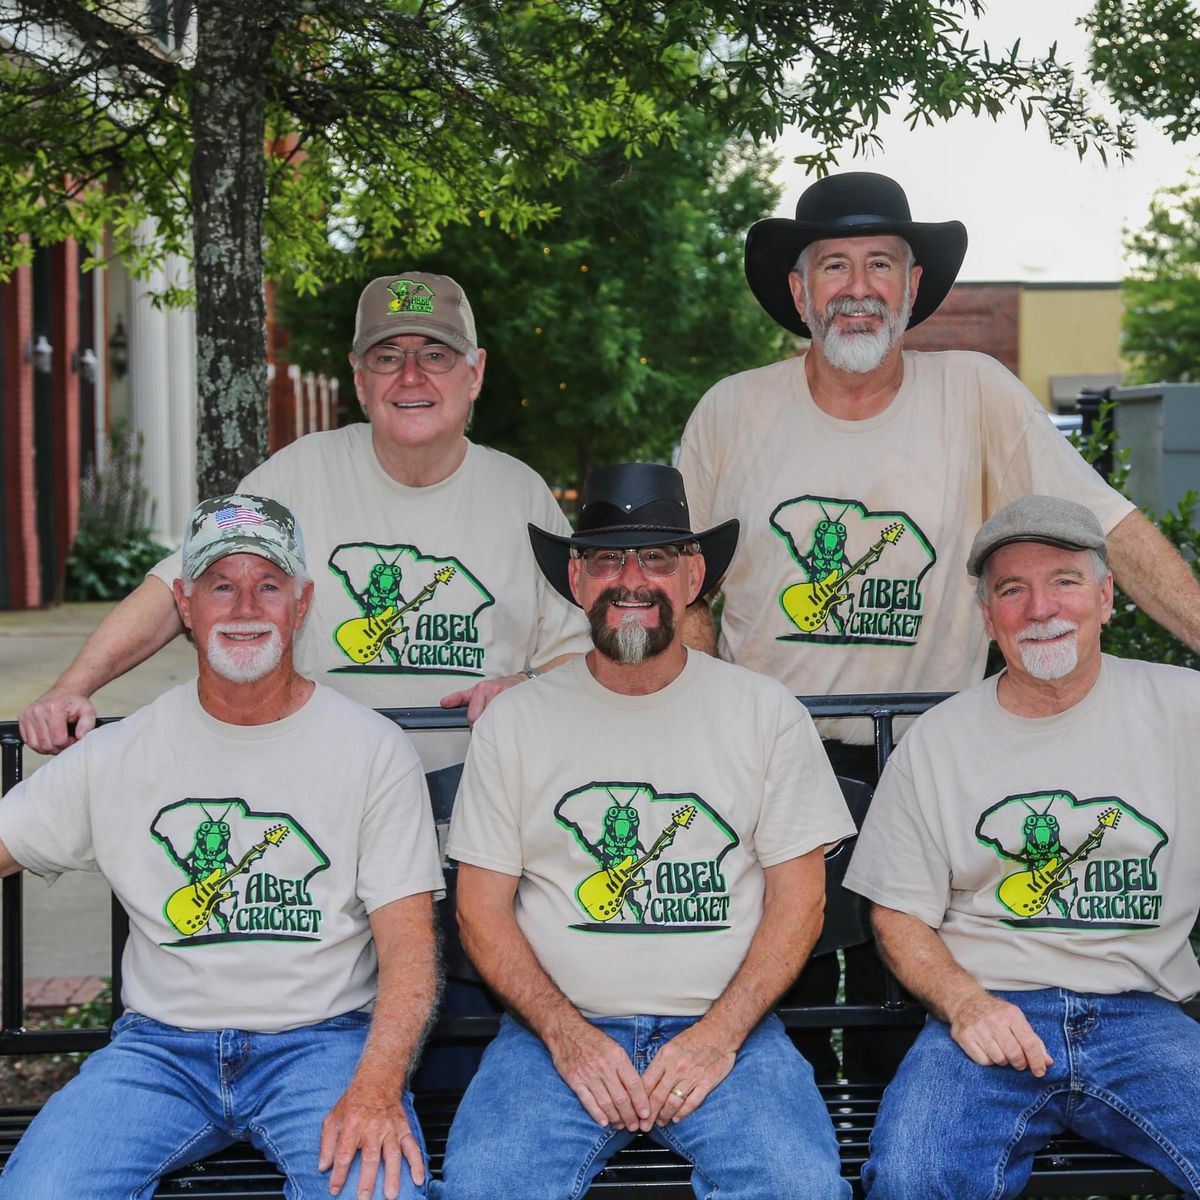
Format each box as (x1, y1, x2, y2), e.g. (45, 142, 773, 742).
(356, 734, 445, 912)
(528, 486, 591, 667)
(0, 743, 98, 881)
(677, 392, 719, 533)
(445, 707, 525, 876)
(754, 694, 856, 867)
(843, 743, 953, 928)
(982, 365, 1134, 533)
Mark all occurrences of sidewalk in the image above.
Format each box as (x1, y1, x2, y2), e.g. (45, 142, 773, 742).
(0, 600, 196, 988)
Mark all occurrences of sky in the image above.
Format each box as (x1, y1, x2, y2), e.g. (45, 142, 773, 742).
(768, 0, 1200, 282)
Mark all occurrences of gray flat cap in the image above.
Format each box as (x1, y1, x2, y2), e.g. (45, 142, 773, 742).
(967, 495, 1109, 577)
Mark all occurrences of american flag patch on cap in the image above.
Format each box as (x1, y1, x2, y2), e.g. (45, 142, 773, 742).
(215, 506, 266, 529)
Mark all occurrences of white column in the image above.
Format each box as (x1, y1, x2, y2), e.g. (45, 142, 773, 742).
(165, 252, 197, 535)
(290, 364, 303, 437)
(90, 265, 108, 471)
(127, 226, 173, 543)
(304, 371, 317, 435)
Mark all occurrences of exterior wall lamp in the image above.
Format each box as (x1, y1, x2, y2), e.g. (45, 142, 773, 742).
(108, 316, 129, 379)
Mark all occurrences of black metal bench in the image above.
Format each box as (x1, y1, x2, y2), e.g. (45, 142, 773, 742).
(0, 700, 1186, 1198)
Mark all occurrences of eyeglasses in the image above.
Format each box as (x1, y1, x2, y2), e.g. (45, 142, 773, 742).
(360, 343, 460, 376)
(574, 544, 697, 579)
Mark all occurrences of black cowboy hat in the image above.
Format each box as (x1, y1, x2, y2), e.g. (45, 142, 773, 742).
(745, 172, 968, 338)
(529, 463, 739, 606)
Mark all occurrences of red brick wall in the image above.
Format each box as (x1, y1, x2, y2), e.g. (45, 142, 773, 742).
(904, 282, 1020, 376)
(2, 256, 39, 608)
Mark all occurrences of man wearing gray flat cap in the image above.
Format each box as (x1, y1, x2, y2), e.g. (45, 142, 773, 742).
(21, 272, 588, 771)
(844, 494, 1200, 1199)
(678, 170, 1200, 1082)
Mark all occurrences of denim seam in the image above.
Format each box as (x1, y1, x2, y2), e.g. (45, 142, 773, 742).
(135, 1123, 222, 1200)
(653, 1124, 708, 1198)
(991, 1088, 1061, 1200)
(569, 1126, 623, 1200)
(1081, 1084, 1200, 1191)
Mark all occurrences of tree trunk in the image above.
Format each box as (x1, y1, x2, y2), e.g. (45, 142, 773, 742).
(189, 1, 276, 496)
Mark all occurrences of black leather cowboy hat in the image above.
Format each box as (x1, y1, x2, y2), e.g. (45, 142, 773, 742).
(745, 172, 968, 338)
(529, 463, 739, 606)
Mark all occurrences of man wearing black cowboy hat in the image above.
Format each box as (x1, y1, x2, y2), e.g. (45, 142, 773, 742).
(676, 172, 1200, 1080)
(438, 463, 856, 1199)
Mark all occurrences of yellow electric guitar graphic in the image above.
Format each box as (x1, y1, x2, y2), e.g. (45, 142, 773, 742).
(335, 566, 456, 664)
(576, 806, 696, 922)
(165, 824, 290, 936)
(782, 523, 905, 632)
(998, 807, 1122, 917)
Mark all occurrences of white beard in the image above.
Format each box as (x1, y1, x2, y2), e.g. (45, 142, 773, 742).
(205, 623, 284, 683)
(612, 613, 650, 664)
(806, 280, 911, 374)
(1017, 618, 1079, 681)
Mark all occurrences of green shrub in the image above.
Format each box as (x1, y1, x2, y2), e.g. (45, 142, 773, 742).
(65, 422, 170, 602)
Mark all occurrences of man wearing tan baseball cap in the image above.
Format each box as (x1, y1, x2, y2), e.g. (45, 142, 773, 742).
(845, 495, 1200, 1198)
(21, 272, 588, 772)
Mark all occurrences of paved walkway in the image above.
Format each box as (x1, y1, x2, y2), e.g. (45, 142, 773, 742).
(0, 600, 196, 991)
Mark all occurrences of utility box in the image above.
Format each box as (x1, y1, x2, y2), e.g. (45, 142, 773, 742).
(1109, 383, 1200, 520)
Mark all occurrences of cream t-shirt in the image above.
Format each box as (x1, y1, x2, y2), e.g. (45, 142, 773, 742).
(448, 651, 856, 1018)
(0, 682, 445, 1031)
(678, 351, 1134, 742)
(151, 428, 590, 769)
(844, 656, 1200, 1001)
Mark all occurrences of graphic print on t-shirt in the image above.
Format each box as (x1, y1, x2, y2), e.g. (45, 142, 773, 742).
(770, 497, 935, 645)
(554, 783, 739, 933)
(975, 790, 1168, 930)
(327, 542, 495, 676)
(151, 799, 330, 946)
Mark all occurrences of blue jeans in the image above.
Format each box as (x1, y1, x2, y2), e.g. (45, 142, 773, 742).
(0, 1010, 427, 1200)
(437, 1012, 849, 1200)
(863, 988, 1200, 1199)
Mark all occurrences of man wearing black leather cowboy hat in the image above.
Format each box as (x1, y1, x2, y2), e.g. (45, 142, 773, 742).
(439, 462, 856, 1199)
(677, 171, 1200, 1080)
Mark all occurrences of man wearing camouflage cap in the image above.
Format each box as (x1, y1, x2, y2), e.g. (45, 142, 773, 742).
(0, 495, 443, 1199)
(844, 495, 1200, 1198)
(21, 273, 588, 771)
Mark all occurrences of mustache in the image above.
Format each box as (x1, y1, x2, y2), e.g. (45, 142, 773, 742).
(1018, 618, 1078, 642)
(590, 586, 669, 617)
(825, 296, 891, 320)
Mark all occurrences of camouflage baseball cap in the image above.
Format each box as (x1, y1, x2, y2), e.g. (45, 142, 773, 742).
(181, 494, 307, 580)
(352, 272, 477, 359)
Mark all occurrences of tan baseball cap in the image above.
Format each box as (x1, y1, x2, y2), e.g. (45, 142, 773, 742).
(181, 494, 307, 580)
(352, 272, 477, 359)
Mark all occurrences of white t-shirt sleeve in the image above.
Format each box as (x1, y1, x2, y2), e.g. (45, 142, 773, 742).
(843, 744, 953, 928)
(677, 390, 720, 533)
(446, 705, 525, 876)
(356, 742, 445, 912)
(981, 360, 1135, 533)
(0, 742, 98, 881)
(756, 699, 856, 866)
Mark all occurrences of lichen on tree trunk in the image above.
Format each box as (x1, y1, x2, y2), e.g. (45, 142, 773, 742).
(189, 0, 277, 497)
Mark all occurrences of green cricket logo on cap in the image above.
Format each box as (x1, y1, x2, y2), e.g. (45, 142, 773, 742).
(387, 279, 434, 315)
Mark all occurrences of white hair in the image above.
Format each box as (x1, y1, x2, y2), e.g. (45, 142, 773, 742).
(975, 548, 1108, 606)
(181, 568, 310, 597)
(793, 239, 914, 279)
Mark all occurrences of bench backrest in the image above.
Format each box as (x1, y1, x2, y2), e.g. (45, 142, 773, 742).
(0, 693, 949, 1054)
